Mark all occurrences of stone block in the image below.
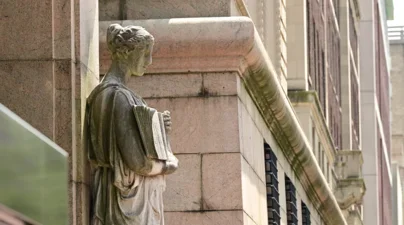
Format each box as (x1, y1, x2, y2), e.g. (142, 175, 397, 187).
(202, 153, 242, 210)
(359, 0, 373, 20)
(55, 89, 72, 152)
(243, 212, 258, 225)
(74, 62, 99, 99)
(241, 157, 267, 224)
(53, 0, 73, 59)
(202, 72, 238, 96)
(363, 175, 379, 224)
(99, 0, 121, 21)
(359, 21, 375, 92)
(164, 210, 243, 225)
(164, 154, 201, 211)
(243, 0, 259, 26)
(238, 100, 265, 182)
(237, 84, 267, 135)
(75, 0, 99, 74)
(0, 0, 53, 60)
(54, 60, 72, 90)
(128, 73, 202, 98)
(69, 181, 90, 225)
(0, 61, 54, 138)
(145, 96, 239, 154)
(126, 0, 231, 20)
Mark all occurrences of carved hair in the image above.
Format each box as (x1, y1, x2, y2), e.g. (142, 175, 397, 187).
(107, 24, 154, 59)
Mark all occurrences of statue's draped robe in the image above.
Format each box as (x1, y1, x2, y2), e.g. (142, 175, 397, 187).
(85, 81, 166, 225)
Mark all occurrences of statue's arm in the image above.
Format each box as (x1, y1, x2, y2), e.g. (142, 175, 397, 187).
(114, 91, 177, 176)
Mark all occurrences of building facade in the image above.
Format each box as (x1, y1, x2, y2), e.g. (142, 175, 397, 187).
(389, 24, 404, 225)
(0, 0, 395, 224)
(360, 0, 394, 224)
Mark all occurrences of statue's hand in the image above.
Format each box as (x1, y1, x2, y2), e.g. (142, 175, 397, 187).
(163, 154, 179, 175)
(163, 110, 172, 133)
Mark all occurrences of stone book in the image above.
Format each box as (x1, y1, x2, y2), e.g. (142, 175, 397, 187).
(133, 105, 170, 161)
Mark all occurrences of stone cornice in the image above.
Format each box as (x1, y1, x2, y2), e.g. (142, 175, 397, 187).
(99, 17, 347, 225)
(99, 17, 255, 74)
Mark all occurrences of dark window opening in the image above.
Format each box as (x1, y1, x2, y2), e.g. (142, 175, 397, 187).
(285, 176, 298, 225)
(302, 202, 311, 225)
(264, 143, 280, 225)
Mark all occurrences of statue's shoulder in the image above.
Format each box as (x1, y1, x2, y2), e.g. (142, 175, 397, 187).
(88, 82, 127, 101)
(87, 82, 144, 107)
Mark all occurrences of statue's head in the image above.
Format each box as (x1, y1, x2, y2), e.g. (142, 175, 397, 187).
(107, 24, 154, 76)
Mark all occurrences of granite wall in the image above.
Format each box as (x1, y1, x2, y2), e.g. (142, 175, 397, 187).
(0, 0, 99, 224)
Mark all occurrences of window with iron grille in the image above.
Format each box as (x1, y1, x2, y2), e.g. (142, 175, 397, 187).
(349, 6, 358, 67)
(285, 176, 298, 225)
(307, 0, 326, 114)
(302, 202, 311, 225)
(327, 4, 342, 150)
(307, 0, 342, 149)
(333, 0, 340, 24)
(264, 143, 280, 224)
(351, 61, 360, 150)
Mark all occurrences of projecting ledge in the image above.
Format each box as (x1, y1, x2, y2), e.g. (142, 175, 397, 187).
(99, 17, 346, 225)
(334, 150, 366, 210)
(288, 90, 337, 162)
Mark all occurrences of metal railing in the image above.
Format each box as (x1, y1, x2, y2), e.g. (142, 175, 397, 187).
(388, 26, 404, 43)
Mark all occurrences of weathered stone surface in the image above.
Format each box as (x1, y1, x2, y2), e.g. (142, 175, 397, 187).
(127, 72, 239, 98)
(69, 181, 90, 225)
(241, 157, 267, 224)
(146, 96, 239, 154)
(53, 0, 73, 59)
(128, 73, 203, 98)
(100, 0, 231, 21)
(0, 0, 53, 60)
(165, 211, 243, 225)
(202, 153, 242, 210)
(99, 0, 120, 21)
(242, 212, 258, 225)
(54, 60, 72, 90)
(238, 99, 265, 182)
(100, 0, 232, 21)
(334, 150, 365, 209)
(164, 154, 201, 211)
(203, 72, 238, 96)
(286, 0, 307, 90)
(126, 0, 231, 19)
(55, 89, 72, 152)
(0, 61, 53, 138)
(99, 18, 255, 74)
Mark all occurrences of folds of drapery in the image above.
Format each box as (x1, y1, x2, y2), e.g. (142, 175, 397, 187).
(86, 82, 166, 225)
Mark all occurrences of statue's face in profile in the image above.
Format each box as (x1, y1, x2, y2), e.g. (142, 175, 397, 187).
(129, 43, 154, 76)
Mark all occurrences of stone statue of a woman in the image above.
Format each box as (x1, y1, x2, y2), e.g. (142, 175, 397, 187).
(85, 24, 179, 225)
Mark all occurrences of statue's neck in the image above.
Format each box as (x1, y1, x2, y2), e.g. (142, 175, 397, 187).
(104, 60, 130, 85)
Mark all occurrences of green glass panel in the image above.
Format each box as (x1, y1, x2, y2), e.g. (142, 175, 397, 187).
(0, 104, 68, 225)
(385, 0, 394, 20)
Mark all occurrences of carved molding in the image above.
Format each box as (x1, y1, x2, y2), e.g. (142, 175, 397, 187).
(335, 178, 366, 209)
(99, 17, 347, 225)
